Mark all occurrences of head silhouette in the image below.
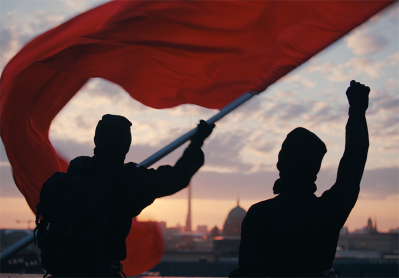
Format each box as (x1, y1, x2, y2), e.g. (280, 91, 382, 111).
(273, 127, 327, 194)
(94, 114, 132, 163)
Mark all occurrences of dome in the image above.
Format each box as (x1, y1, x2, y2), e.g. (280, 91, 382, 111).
(223, 199, 246, 237)
(227, 205, 246, 221)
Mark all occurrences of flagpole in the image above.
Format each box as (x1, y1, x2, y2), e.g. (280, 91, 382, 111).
(0, 90, 259, 262)
(137, 90, 259, 168)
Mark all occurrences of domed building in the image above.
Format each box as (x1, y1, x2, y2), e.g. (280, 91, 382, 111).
(223, 199, 246, 236)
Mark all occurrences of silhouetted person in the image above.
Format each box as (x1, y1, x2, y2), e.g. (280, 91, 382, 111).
(230, 81, 370, 277)
(37, 115, 214, 277)
(90, 116, 214, 275)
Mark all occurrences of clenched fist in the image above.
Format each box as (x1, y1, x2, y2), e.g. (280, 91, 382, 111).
(346, 80, 370, 115)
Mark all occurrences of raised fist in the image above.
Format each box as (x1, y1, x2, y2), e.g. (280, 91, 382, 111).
(346, 80, 370, 115)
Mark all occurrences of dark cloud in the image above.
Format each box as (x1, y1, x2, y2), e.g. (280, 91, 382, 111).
(369, 114, 399, 138)
(186, 170, 278, 201)
(80, 78, 155, 112)
(305, 103, 347, 128)
(75, 115, 93, 129)
(281, 103, 309, 121)
(316, 167, 398, 200)
(233, 96, 262, 116)
(171, 166, 399, 201)
(262, 99, 321, 124)
(0, 136, 397, 201)
(368, 91, 399, 115)
(253, 141, 276, 154)
(202, 132, 252, 171)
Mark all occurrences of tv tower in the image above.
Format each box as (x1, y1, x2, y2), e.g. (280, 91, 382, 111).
(185, 182, 192, 232)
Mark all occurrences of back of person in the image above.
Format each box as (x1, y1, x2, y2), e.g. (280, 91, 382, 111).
(231, 81, 370, 277)
(74, 156, 133, 264)
(36, 114, 215, 277)
(242, 193, 342, 276)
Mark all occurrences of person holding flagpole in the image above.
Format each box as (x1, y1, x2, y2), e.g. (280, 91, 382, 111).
(35, 117, 214, 277)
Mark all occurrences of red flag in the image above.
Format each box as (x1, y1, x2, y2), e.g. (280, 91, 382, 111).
(0, 0, 393, 275)
(122, 219, 163, 275)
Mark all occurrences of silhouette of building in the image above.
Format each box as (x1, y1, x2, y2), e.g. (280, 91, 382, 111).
(197, 225, 208, 234)
(210, 226, 220, 238)
(185, 183, 192, 232)
(223, 198, 246, 236)
(367, 217, 378, 234)
(338, 217, 398, 254)
(353, 217, 379, 234)
(213, 200, 247, 260)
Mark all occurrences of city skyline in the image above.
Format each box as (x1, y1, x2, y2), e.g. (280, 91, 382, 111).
(0, 1, 398, 232)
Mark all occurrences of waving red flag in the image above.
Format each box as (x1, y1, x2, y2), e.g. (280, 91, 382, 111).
(0, 0, 393, 275)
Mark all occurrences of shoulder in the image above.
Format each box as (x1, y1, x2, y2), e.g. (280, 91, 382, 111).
(70, 156, 91, 164)
(68, 156, 91, 173)
(124, 162, 137, 170)
(246, 198, 275, 216)
(123, 162, 155, 179)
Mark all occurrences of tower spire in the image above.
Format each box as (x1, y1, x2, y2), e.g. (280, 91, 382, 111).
(237, 194, 240, 207)
(185, 182, 192, 232)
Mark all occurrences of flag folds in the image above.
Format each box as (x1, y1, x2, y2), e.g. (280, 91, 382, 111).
(0, 0, 393, 275)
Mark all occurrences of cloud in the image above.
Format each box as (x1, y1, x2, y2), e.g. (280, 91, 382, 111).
(280, 74, 316, 89)
(344, 57, 383, 79)
(274, 90, 298, 97)
(62, 0, 94, 12)
(0, 1, 109, 71)
(0, 9, 66, 70)
(345, 30, 388, 56)
(368, 89, 399, 115)
(305, 62, 347, 83)
(304, 101, 347, 129)
(1, 131, 397, 201)
(176, 166, 399, 201)
(304, 53, 396, 82)
(202, 132, 252, 172)
(387, 51, 399, 66)
(168, 105, 215, 117)
(265, 101, 310, 122)
(315, 167, 399, 200)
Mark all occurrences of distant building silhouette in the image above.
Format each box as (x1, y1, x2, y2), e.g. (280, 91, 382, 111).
(353, 217, 379, 234)
(210, 226, 220, 238)
(185, 183, 192, 232)
(338, 217, 398, 254)
(223, 199, 246, 236)
(197, 225, 208, 234)
(367, 217, 378, 234)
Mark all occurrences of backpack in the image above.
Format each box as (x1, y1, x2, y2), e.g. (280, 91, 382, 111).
(34, 156, 124, 277)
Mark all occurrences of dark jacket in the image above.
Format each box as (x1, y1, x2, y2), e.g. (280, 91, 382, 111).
(68, 141, 204, 261)
(231, 114, 369, 277)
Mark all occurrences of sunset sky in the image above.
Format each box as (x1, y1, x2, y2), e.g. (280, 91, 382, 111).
(0, 1, 398, 233)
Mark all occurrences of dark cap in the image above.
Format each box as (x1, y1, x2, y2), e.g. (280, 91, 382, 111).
(274, 127, 327, 193)
(94, 114, 132, 163)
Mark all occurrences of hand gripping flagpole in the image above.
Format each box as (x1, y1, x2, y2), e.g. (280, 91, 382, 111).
(0, 90, 259, 262)
(137, 90, 259, 168)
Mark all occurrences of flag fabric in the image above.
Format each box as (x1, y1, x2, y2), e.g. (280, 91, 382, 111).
(0, 0, 393, 275)
(122, 219, 163, 274)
